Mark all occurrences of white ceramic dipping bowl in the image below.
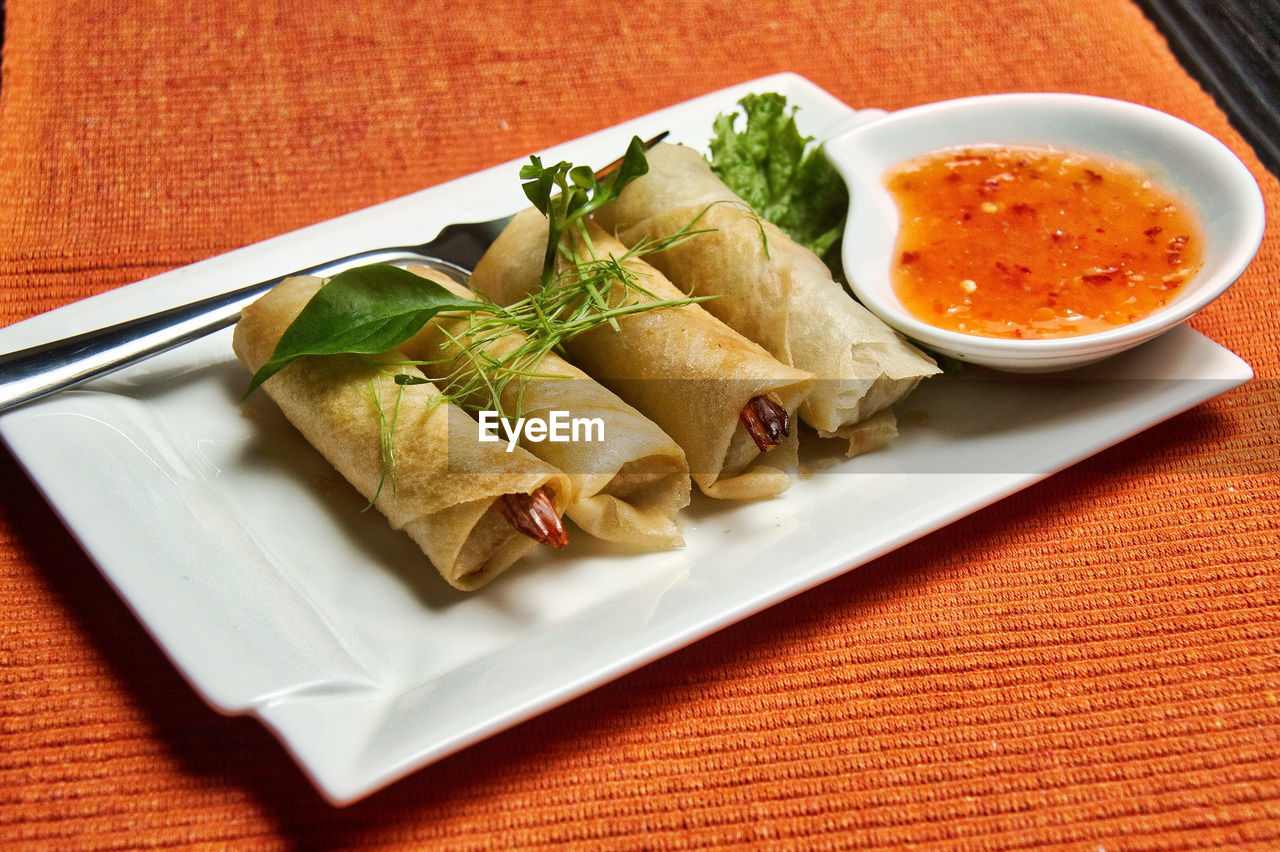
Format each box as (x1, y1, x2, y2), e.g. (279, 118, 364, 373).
(824, 93, 1265, 372)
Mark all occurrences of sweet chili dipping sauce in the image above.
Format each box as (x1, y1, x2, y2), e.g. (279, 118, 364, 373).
(886, 145, 1203, 339)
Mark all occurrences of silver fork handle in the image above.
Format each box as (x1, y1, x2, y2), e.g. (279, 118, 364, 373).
(0, 249, 459, 415)
(0, 279, 278, 415)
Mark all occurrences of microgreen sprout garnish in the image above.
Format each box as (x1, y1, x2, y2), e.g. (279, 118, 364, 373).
(365, 376, 404, 508)
(520, 135, 652, 290)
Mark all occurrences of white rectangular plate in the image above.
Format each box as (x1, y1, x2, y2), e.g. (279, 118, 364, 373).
(0, 73, 1253, 804)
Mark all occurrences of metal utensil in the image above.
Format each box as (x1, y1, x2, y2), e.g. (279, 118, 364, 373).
(0, 132, 667, 414)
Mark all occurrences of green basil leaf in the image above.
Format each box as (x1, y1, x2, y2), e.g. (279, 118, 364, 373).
(245, 264, 480, 396)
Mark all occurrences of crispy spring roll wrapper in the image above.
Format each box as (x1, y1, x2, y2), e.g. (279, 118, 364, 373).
(469, 211, 815, 500)
(400, 267, 691, 549)
(232, 274, 572, 591)
(594, 142, 941, 457)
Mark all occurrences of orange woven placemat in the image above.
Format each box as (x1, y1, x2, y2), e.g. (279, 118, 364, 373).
(2, 0, 1278, 848)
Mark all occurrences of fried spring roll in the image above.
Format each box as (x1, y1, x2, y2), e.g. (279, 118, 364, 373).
(232, 275, 572, 590)
(401, 268, 691, 549)
(469, 211, 815, 500)
(594, 142, 940, 457)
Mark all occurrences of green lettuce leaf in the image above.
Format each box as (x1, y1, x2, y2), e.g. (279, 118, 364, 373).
(707, 93, 848, 278)
(521, 135, 651, 289)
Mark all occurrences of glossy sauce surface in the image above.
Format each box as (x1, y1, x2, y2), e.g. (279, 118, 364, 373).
(886, 145, 1203, 339)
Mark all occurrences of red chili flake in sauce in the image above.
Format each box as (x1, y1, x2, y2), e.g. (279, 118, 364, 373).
(885, 145, 1204, 339)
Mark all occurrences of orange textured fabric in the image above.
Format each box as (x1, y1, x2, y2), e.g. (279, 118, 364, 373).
(2, 0, 1279, 848)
